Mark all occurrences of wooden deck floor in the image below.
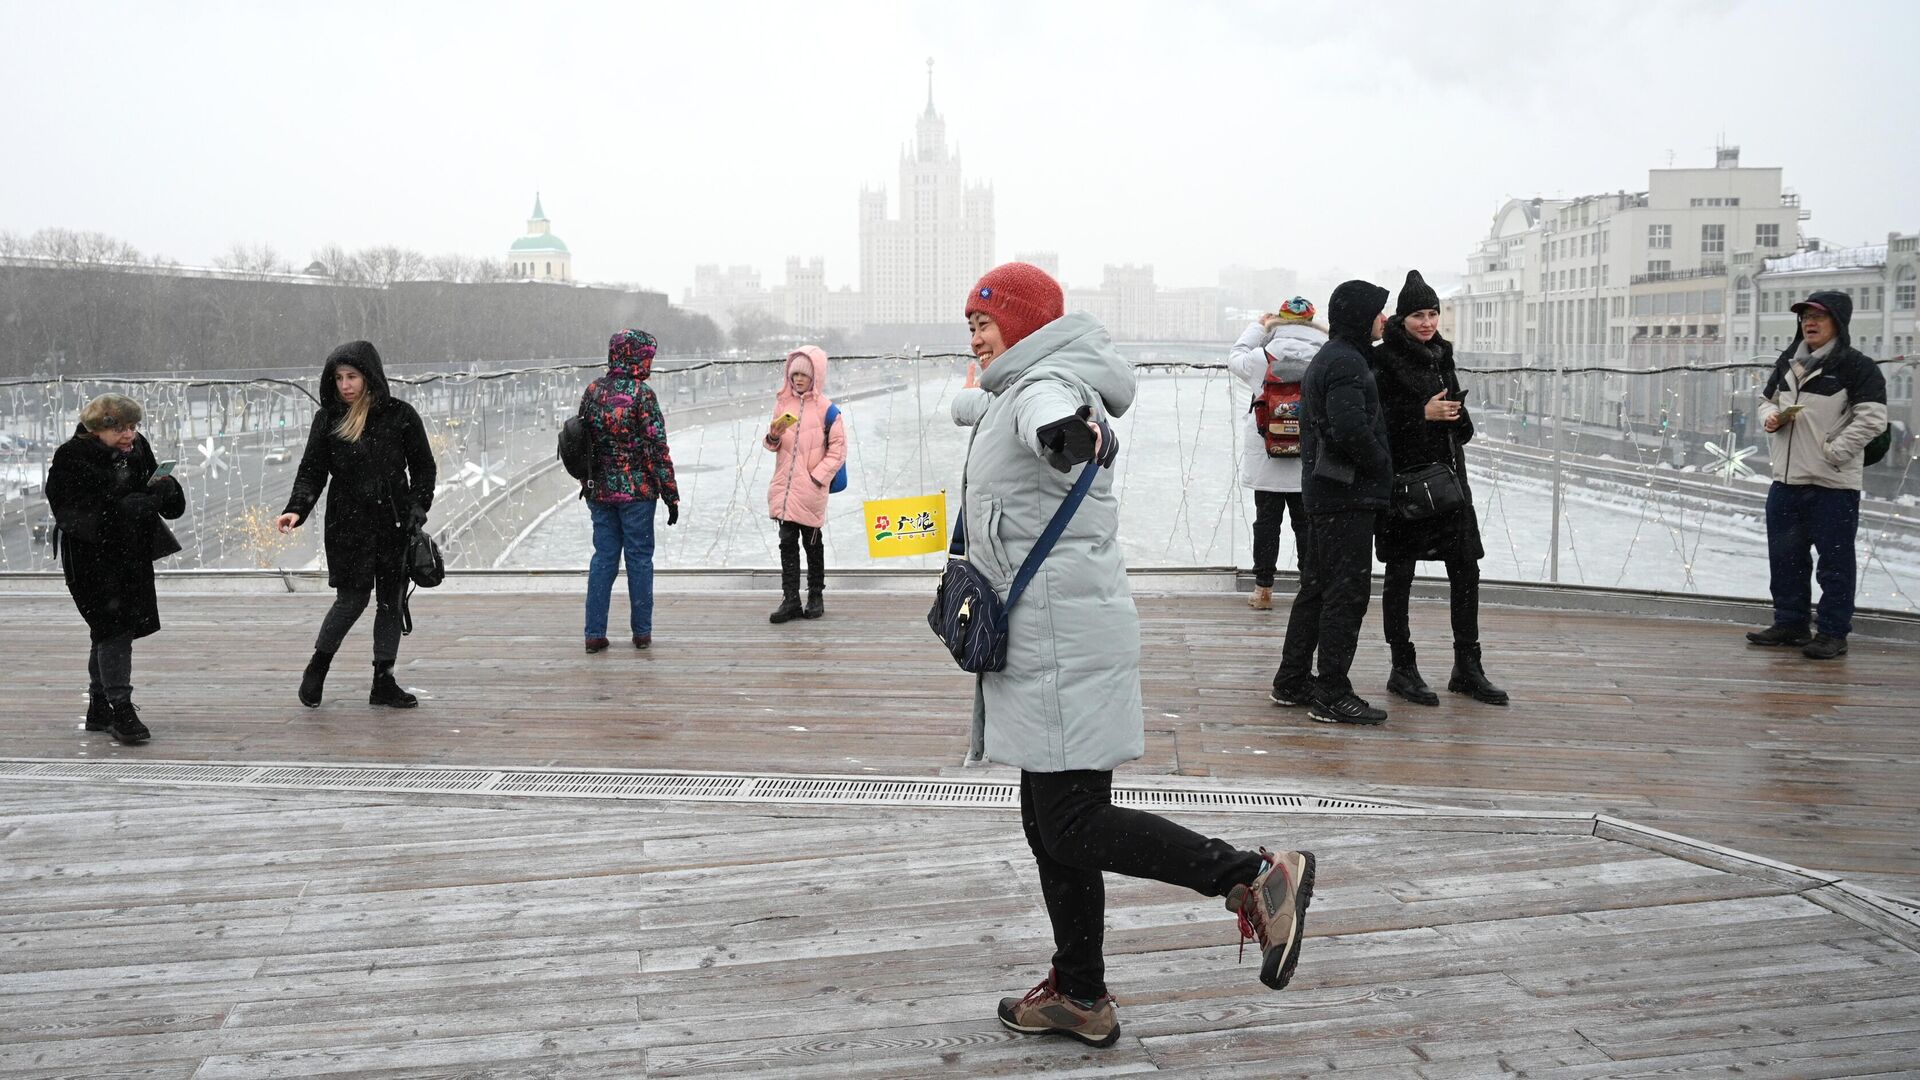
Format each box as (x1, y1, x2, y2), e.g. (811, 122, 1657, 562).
(2, 588, 1917, 898)
(3, 782, 1919, 1078)
(3, 588, 1920, 1076)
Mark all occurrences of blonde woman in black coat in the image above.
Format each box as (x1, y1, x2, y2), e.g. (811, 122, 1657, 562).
(45, 393, 186, 744)
(275, 341, 436, 708)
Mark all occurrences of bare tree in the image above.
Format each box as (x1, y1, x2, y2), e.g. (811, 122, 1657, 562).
(213, 242, 291, 277)
(353, 245, 430, 285)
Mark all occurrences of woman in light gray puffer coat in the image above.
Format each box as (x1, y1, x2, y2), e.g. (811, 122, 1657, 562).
(955, 262, 1317, 1050)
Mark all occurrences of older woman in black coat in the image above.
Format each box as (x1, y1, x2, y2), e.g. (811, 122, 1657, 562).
(1372, 271, 1506, 707)
(275, 341, 435, 709)
(45, 393, 187, 744)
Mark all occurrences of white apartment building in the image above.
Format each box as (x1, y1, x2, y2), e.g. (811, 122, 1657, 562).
(858, 72, 994, 329)
(1453, 148, 1803, 433)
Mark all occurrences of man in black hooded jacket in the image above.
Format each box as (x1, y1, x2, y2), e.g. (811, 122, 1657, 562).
(1272, 279, 1394, 724)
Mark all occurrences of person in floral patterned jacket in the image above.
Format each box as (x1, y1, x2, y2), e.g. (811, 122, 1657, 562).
(577, 329, 679, 652)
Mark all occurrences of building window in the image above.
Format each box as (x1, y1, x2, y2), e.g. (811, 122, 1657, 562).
(1757, 223, 1780, 248)
(1735, 276, 1751, 314)
(1602, 265, 1611, 286)
(1896, 267, 1916, 310)
(1649, 224, 1672, 249)
(1578, 267, 1588, 289)
(1648, 260, 1672, 274)
(1702, 224, 1725, 255)
(1690, 198, 1704, 208)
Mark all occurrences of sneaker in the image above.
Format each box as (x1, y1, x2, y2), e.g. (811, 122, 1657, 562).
(1802, 633, 1848, 660)
(1746, 624, 1811, 647)
(1225, 848, 1317, 991)
(584, 637, 610, 654)
(1269, 678, 1313, 707)
(1308, 692, 1387, 726)
(632, 635, 651, 650)
(996, 969, 1119, 1049)
(84, 694, 111, 731)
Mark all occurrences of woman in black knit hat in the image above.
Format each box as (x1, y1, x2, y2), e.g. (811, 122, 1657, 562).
(1371, 270, 1507, 706)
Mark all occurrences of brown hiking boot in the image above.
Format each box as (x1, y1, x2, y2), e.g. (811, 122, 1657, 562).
(996, 969, 1119, 1048)
(1225, 848, 1316, 990)
(1247, 585, 1273, 610)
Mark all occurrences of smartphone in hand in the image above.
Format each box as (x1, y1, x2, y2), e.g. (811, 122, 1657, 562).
(149, 460, 177, 484)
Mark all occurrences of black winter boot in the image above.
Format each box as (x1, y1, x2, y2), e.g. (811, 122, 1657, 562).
(769, 593, 803, 624)
(85, 693, 112, 731)
(299, 649, 334, 708)
(1386, 642, 1439, 706)
(802, 590, 824, 620)
(369, 664, 419, 709)
(1447, 643, 1509, 706)
(105, 700, 151, 745)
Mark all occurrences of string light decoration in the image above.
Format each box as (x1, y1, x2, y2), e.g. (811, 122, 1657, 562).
(0, 354, 1915, 610)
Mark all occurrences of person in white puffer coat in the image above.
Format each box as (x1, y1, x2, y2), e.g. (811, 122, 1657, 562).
(1227, 296, 1328, 609)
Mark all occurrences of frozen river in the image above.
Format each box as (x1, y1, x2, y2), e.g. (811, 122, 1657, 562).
(504, 367, 1920, 612)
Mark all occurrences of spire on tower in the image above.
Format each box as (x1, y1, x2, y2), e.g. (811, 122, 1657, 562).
(925, 57, 935, 117)
(530, 192, 547, 221)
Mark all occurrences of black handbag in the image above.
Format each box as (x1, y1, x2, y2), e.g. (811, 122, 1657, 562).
(928, 461, 1097, 673)
(1390, 461, 1464, 521)
(150, 518, 183, 561)
(1391, 424, 1466, 522)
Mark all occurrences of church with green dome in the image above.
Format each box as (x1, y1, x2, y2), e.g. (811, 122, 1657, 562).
(507, 194, 572, 282)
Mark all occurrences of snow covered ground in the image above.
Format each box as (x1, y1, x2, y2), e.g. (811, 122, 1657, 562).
(505, 369, 1920, 612)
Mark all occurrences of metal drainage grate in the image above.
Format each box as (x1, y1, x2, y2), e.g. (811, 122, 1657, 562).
(0, 758, 1413, 814)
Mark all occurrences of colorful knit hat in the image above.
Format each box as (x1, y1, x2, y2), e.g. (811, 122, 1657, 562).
(965, 262, 1064, 350)
(1275, 296, 1316, 323)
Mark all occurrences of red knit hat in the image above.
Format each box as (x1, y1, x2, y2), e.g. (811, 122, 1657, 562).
(966, 262, 1064, 350)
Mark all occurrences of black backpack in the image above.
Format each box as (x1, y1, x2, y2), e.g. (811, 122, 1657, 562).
(558, 413, 592, 480)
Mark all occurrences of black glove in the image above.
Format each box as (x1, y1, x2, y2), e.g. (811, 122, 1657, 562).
(666, 501, 680, 526)
(116, 492, 160, 518)
(1080, 405, 1120, 469)
(408, 505, 429, 529)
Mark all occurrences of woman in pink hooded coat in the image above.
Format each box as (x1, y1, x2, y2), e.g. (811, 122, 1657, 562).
(762, 345, 847, 623)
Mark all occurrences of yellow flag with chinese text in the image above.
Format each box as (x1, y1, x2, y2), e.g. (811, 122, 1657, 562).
(864, 492, 947, 559)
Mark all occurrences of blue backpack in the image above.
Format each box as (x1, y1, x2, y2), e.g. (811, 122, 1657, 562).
(824, 403, 849, 494)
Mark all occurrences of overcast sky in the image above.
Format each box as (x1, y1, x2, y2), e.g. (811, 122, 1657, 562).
(4, 0, 1916, 301)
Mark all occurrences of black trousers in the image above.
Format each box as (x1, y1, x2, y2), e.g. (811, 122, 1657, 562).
(1251, 491, 1307, 588)
(1275, 509, 1377, 698)
(777, 519, 824, 598)
(87, 632, 135, 704)
(314, 567, 406, 667)
(1382, 556, 1480, 648)
(1020, 769, 1266, 1001)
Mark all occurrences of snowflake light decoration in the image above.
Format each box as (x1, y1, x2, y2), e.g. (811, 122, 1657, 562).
(1705, 432, 1758, 482)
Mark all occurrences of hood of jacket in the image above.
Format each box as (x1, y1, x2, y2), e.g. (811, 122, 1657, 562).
(1327, 280, 1390, 346)
(1780, 289, 1855, 364)
(979, 312, 1135, 418)
(783, 346, 830, 398)
(607, 329, 657, 381)
(1265, 322, 1330, 373)
(319, 340, 393, 413)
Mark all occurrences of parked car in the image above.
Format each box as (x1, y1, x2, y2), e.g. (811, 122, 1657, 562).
(264, 445, 291, 465)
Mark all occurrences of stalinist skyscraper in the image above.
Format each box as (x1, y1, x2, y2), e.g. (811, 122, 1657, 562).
(859, 60, 995, 330)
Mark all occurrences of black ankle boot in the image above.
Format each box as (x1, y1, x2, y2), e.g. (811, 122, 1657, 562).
(299, 649, 334, 708)
(85, 693, 112, 731)
(770, 594, 803, 624)
(801, 590, 824, 620)
(1447, 643, 1509, 706)
(1386, 642, 1438, 706)
(105, 700, 150, 745)
(369, 664, 418, 708)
